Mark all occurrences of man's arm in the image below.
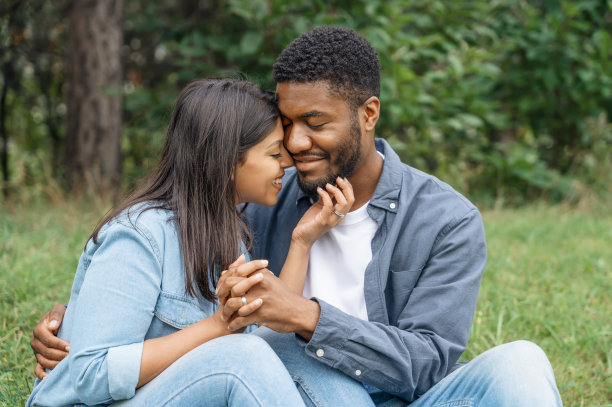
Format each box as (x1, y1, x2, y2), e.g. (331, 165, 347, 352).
(31, 304, 70, 379)
(225, 208, 486, 402)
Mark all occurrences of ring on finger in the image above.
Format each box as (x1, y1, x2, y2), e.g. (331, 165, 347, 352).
(333, 209, 345, 218)
(241, 295, 247, 306)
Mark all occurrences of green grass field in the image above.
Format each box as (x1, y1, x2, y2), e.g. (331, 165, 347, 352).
(1, 198, 610, 406)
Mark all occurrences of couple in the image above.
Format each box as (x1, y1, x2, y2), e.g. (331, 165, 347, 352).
(28, 26, 563, 406)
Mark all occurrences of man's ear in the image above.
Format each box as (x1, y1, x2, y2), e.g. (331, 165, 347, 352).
(361, 96, 380, 132)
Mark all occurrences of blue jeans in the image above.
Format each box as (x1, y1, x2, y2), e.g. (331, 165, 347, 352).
(254, 328, 563, 407)
(110, 334, 305, 406)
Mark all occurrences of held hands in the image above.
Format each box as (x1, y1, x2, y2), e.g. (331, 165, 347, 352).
(215, 256, 320, 337)
(291, 177, 355, 248)
(215, 255, 267, 324)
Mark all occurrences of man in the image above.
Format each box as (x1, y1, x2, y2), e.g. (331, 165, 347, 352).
(32, 26, 562, 406)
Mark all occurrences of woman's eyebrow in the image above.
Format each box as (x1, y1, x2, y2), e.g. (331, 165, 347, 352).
(266, 140, 282, 148)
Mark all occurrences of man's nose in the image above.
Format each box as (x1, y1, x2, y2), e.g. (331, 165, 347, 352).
(284, 125, 312, 155)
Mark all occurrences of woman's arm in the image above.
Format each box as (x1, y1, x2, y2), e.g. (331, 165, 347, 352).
(137, 269, 264, 387)
(68, 218, 265, 404)
(278, 178, 354, 293)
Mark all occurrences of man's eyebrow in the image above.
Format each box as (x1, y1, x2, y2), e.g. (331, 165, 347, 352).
(299, 110, 325, 118)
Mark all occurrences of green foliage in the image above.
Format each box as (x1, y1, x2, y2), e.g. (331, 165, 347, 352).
(2, 0, 611, 204)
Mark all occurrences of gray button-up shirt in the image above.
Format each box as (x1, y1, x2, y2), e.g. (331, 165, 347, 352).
(244, 138, 487, 402)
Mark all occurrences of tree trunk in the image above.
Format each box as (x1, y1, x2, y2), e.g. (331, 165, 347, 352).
(65, 0, 123, 198)
(0, 67, 9, 197)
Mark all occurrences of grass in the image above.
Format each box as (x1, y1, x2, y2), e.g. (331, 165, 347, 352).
(1, 197, 610, 406)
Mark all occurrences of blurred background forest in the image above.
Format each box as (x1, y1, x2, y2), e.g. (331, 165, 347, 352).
(1, 0, 611, 206)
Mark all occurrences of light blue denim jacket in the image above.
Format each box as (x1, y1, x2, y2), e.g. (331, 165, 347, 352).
(244, 138, 487, 402)
(27, 205, 226, 407)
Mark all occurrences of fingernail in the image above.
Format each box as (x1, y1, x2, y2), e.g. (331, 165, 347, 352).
(260, 259, 268, 267)
(221, 270, 227, 275)
(48, 320, 58, 329)
(317, 186, 323, 191)
(344, 177, 348, 182)
(254, 298, 263, 306)
(66, 345, 70, 352)
(254, 273, 263, 280)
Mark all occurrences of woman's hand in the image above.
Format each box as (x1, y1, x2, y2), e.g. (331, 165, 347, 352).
(215, 255, 269, 327)
(291, 177, 354, 248)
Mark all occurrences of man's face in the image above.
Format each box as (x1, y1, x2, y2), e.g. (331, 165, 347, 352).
(276, 81, 363, 197)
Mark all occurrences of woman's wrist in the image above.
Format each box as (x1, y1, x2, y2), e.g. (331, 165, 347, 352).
(290, 235, 314, 252)
(207, 312, 233, 337)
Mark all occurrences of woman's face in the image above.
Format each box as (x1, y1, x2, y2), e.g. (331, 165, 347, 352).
(235, 119, 293, 206)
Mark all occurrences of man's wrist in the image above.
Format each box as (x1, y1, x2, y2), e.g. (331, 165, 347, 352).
(293, 298, 321, 341)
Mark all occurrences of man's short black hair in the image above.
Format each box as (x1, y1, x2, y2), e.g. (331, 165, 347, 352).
(273, 26, 381, 109)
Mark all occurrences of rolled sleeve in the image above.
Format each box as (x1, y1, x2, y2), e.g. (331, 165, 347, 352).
(107, 341, 144, 400)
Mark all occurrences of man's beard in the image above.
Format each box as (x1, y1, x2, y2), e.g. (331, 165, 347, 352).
(297, 116, 361, 199)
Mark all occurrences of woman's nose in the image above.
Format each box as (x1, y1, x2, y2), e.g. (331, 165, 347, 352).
(279, 143, 294, 169)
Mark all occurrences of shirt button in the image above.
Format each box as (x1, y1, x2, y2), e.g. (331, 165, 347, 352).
(355, 369, 362, 376)
(389, 202, 396, 209)
(316, 349, 325, 357)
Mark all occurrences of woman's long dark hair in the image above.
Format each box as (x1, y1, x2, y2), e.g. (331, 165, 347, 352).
(89, 78, 280, 301)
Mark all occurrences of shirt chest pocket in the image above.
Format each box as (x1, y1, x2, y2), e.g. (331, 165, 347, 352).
(385, 269, 422, 321)
(153, 292, 212, 329)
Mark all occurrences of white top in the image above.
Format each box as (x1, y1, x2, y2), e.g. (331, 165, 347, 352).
(302, 201, 378, 321)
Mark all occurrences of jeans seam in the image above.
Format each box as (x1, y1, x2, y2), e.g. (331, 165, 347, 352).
(291, 373, 323, 407)
(158, 371, 266, 406)
(432, 398, 476, 407)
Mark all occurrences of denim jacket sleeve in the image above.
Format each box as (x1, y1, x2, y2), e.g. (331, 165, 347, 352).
(303, 208, 486, 402)
(68, 218, 163, 405)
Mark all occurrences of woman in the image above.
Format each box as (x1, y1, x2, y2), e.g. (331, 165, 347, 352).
(26, 78, 354, 406)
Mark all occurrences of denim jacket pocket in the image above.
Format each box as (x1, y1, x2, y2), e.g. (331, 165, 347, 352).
(154, 292, 208, 329)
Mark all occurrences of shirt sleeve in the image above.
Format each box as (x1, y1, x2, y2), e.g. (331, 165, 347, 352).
(303, 209, 487, 402)
(68, 220, 163, 405)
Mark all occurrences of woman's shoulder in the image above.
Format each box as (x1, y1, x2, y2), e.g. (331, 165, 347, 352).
(92, 202, 177, 250)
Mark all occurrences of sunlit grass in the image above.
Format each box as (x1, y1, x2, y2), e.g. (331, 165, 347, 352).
(1, 198, 610, 406)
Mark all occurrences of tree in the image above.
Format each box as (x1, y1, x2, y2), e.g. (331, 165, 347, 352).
(64, 0, 123, 198)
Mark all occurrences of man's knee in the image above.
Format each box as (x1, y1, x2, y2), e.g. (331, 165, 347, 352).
(488, 340, 552, 373)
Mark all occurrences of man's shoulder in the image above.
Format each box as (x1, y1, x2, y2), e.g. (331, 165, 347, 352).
(401, 165, 476, 212)
(377, 139, 478, 220)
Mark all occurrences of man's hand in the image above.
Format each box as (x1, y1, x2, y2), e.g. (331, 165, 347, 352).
(224, 272, 321, 340)
(31, 304, 70, 379)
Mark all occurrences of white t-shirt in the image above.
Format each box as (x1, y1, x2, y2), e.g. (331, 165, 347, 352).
(302, 201, 378, 321)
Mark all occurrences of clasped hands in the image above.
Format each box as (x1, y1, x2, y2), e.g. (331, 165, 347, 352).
(214, 255, 315, 335)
